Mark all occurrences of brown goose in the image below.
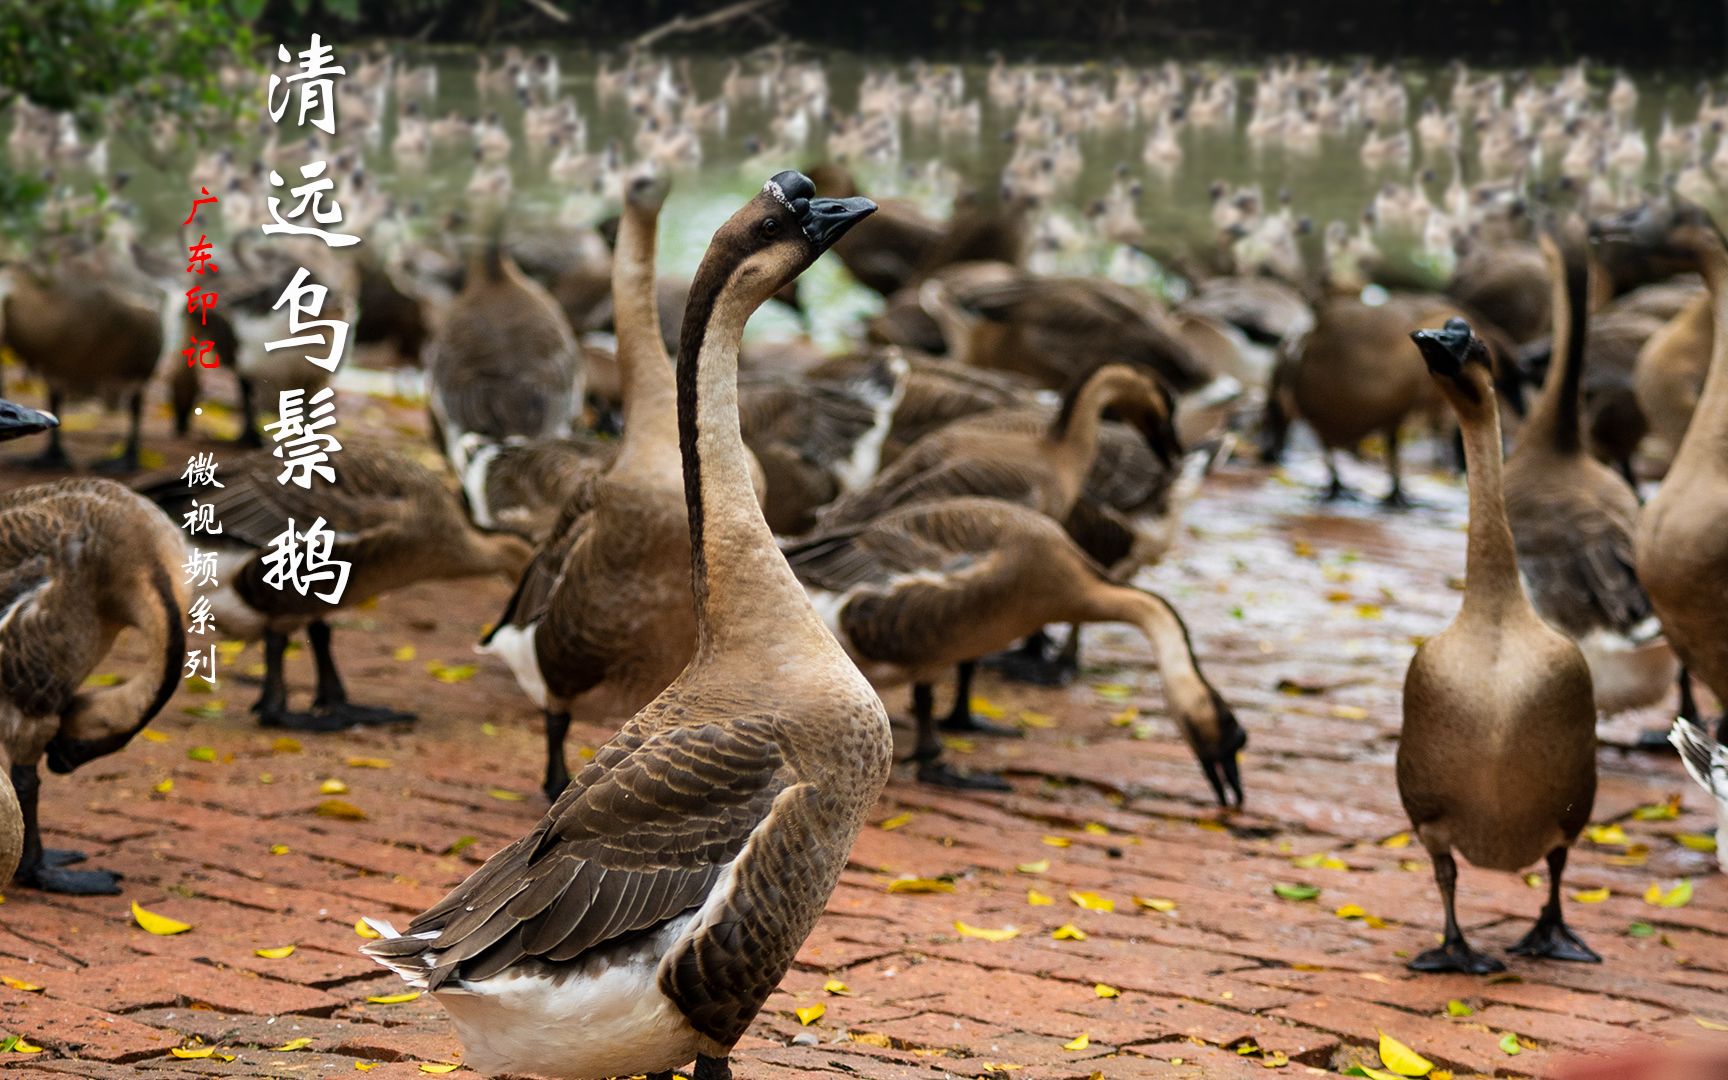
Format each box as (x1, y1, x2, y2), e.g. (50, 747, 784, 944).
(1401, 319, 1598, 974)
(1633, 288, 1711, 474)
(786, 496, 1244, 802)
(427, 231, 585, 481)
(0, 400, 187, 894)
(0, 256, 168, 471)
(1600, 197, 1728, 742)
(481, 168, 708, 800)
(137, 441, 530, 731)
(1503, 231, 1674, 715)
(363, 172, 887, 1080)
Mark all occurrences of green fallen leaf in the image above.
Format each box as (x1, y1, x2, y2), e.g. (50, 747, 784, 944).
(1272, 883, 1319, 901)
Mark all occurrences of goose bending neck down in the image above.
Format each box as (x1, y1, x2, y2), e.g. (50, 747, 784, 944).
(363, 173, 888, 1080)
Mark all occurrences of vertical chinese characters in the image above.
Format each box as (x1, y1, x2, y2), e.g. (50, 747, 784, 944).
(180, 187, 223, 686)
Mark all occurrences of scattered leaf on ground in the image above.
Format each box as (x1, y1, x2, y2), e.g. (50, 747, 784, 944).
(1273, 883, 1320, 901)
(1571, 887, 1610, 903)
(1027, 889, 1054, 906)
(887, 877, 953, 894)
(171, 1047, 215, 1059)
(954, 921, 1019, 942)
(316, 799, 367, 820)
(1676, 833, 1718, 853)
(1645, 880, 1694, 908)
(320, 778, 349, 795)
(274, 1038, 314, 1051)
(878, 812, 914, 831)
(419, 1065, 461, 1074)
(1069, 890, 1114, 912)
(426, 661, 478, 683)
(1042, 836, 1071, 848)
(346, 757, 392, 769)
(1063, 1033, 1090, 1051)
(1498, 1033, 1521, 1055)
(366, 991, 422, 1004)
(132, 900, 191, 936)
(355, 919, 382, 939)
(1052, 924, 1087, 941)
(1378, 1031, 1433, 1075)
(1017, 859, 1050, 874)
(0, 976, 42, 992)
(822, 979, 850, 995)
(187, 746, 216, 762)
(795, 1003, 825, 1026)
(255, 945, 295, 959)
(1094, 983, 1118, 998)
(1445, 999, 1474, 1017)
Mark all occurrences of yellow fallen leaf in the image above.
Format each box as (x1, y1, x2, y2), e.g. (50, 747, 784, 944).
(366, 991, 422, 1004)
(1378, 1030, 1433, 1076)
(1645, 880, 1694, 908)
(1694, 1017, 1728, 1032)
(1676, 833, 1718, 853)
(270, 844, 290, 855)
(1378, 832, 1411, 848)
(1585, 823, 1628, 846)
(850, 1033, 893, 1048)
(346, 757, 392, 769)
(1355, 603, 1383, 620)
(256, 945, 296, 959)
(356, 1063, 382, 1071)
(392, 645, 417, 662)
(171, 1047, 216, 1059)
(9, 1037, 42, 1053)
(1332, 704, 1369, 721)
(795, 1003, 825, 1026)
(823, 979, 851, 995)
(274, 1037, 315, 1051)
(154, 778, 173, 794)
(886, 877, 953, 894)
(954, 921, 1019, 942)
(970, 696, 1005, 720)
(878, 812, 914, 831)
(216, 639, 246, 661)
(1052, 923, 1087, 941)
(1069, 890, 1114, 912)
(1017, 859, 1050, 874)
(1042, 836, 1071, 848)
(488, 788, 525, 802)
(1633, 797, 1681, 821)
(355, 919, 382, 939)
(139, 729, 169, 743)
(1571, 887, 1610, 904)
(1094, 983, 1118, 998)
(1108, 706, 1139, 727)
(132, 900, 191, 936)
(316, 799, 367, 820)
(1063, 1033, 1090, 1051)
(1292, 852, 1348, 871)
(1018, 710, 1054, 729)
(1135, 896, 1177, 913)
(426, 661, 478, 683)
(320, 778, 349, 795)
(1027, 889, 1054, 906)
(1260, 1049, 1289, 1068)
(272, 736, 303, 753)
(1335, 903, 1367, 918)
(939, 735, 975, 753)
(1, 976, 42, 992)
(1445, 999, 1474, 1017)
(980, 1064, 1021, 1073)
(419, 1065, 461, 1074)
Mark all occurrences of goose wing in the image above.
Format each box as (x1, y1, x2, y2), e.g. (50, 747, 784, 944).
(0, 507, 95, 720)
(1509, 494, 1654, 641)
(366, 712, 795, 1004)
(1670, 717, 1726, 800)
(816, 439, 1045, 528)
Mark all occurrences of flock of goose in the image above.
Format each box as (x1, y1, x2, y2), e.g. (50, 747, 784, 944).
(1, 49, 1727, 1079)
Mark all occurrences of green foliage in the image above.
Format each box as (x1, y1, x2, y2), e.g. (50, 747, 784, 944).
(0, 0, 253, 130)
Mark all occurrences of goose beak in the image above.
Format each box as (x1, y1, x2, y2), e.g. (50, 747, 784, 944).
(0, 399, 58, 442)
(1409, 317, 1476, 377)
(798, 195, 876, 251)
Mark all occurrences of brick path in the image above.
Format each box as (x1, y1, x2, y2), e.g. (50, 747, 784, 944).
(1, 411, 1724, 1078)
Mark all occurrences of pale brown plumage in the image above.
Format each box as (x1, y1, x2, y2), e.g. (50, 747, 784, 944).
(365, 172, 890, 1080)
(0, 472, 186, 895)
(1400, 318, 1598, 975)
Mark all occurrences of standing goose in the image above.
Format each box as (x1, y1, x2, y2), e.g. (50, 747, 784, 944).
(785, 497, 1244, 801)
(1401, 319, 1599, 974)
(427, 229, 586, 482)
(137, 442, 531, 731)
(481, 168, 715, 800)
(0, 400, 188, 893)
(362, 173, 888, 1080)
(1598, 197, 1728, 742)
(1503, 230, 1675, 715)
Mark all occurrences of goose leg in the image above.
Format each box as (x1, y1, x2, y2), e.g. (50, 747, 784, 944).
(92, 390, 143, 473)
(8, 764, 121, 895)
(940, 662, 1022, 738)
(22, 391, 70, 470)
(254, 628, 341, 732)
(1509, 847, 1600, 963)
(911, 683, 1010, 792)
(1381, 427, 1412, 510)
(308, 620, 417, 728)
(694, 1055, 731, 1080)
(1320, 450, 1359, 503)
(1408, 851, 1504, 974)
(543, 709, 572, 802)
(982, 628, 1077, 687)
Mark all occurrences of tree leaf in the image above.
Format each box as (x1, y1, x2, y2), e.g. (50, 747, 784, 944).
(1445, 999, 1473, 1017)
(1052, 923, 1087, 941)
(366, 991, 422, 1004)
(1377, 1031, 1433, 1076)
(1094, 983, 1118, 998)
(1069, 890, 1114, 912)
(1498, 1033, 1521, 1056)
(794, 1003, 825, 1026)
(255, 945, 295, 959)
(274, 1037, 314, 1051)
(1063, 1033, 1090, 1051)
(954, 921, 1019, 942)
(1571, 887, 1610, 903)
(877, 812, 913, 830)
(131, 900, 191, 935)
(1273, 883, 1320, 901)
(316, 799, 367, 820)
(886, 877, 953, 894)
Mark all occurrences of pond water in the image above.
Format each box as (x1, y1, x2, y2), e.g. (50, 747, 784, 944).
(34, 49, 1720, 349)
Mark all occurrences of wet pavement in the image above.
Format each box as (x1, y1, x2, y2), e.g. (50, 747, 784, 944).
(0, 403, 1722, 1078)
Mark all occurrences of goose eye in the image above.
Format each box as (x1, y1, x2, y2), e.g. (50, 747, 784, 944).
(758, 216, 780, 241)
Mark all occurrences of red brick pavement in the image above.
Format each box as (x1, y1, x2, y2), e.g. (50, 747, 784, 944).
(1, 416, 1724, 1078)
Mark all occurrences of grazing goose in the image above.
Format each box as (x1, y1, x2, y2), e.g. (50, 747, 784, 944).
(363, 172, 888, 1080)
(1601, 197, 1728, 743)
(1401, 319, 1598, 974)
(138, 442, 531, 731)
(1503, 231, 1675, 715)
(0, 400, 188, 893)
(0, 257, 169, 471)
(1670, 718, 1728, 872)
(427, 231, 585, 482)
(786, 497, 1244, 800)
(481, 168, 711, 800)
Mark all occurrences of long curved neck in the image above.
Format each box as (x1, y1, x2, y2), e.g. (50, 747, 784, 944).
(611, 203, 681, 482)
(1520, 245, 1589, 457)
(1048, 368, 1137, 473)
(1455, 388, 1526, 622)
(678, 276, 828, 658)
(1671, 239, 1728, 473)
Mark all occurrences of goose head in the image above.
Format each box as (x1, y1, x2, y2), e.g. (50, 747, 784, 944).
(693, 171, 875, 307)
(1589, 192, 1724, 272)
(0, 398, 57, 442)
(1410, 317, 1495, 408)
(1187, 683, 1247, 808)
